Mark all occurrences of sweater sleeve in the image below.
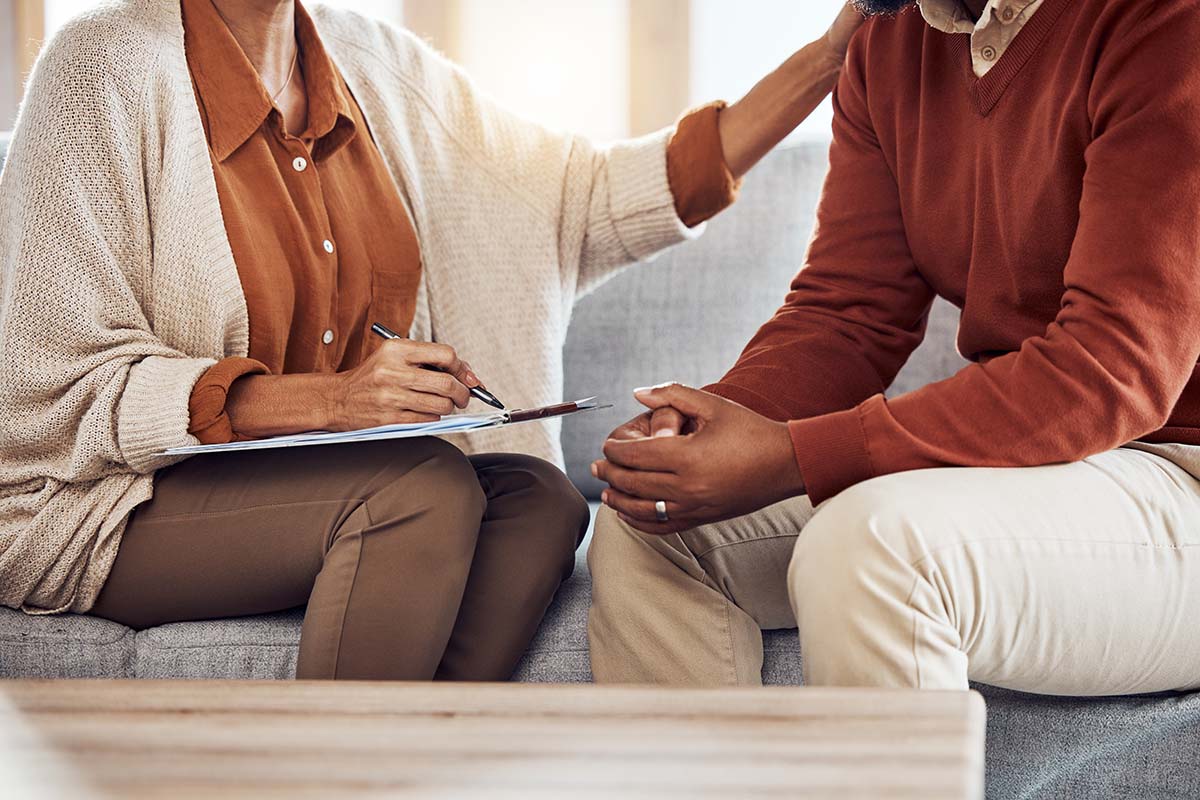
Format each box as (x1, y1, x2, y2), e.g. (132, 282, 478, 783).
(707, 31, 935, 435)
(0, 28, 218, 480)
(789, 5, 1200, 503)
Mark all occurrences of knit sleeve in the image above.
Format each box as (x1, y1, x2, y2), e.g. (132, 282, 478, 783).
(706, 27, 935, 502)
(0, 26, 218, 480)
(790, 3, 1200, 503)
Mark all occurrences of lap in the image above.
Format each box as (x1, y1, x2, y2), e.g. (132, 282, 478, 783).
(93, 440, 570, 629)
(600, 446, 1200, 659)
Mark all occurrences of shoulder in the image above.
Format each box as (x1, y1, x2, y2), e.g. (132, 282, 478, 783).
(27, 0, 176, 109)
(310, 3, 484, 120)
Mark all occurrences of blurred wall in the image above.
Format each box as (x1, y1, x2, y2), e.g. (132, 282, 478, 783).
(454, 0, 630, 143)
(1, 0, 16, 130)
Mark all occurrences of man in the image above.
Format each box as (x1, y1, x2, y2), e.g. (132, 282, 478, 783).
(588, 0, 1200, 693)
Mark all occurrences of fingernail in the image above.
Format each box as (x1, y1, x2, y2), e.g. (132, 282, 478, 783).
(466, 371, 481, 387)
(653, 429, 676, 438)
(601, 490, 610, 505)
(590, 462, 599, 477)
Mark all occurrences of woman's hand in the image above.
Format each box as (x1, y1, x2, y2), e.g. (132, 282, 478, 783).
(328, 340, 480, 431)
(717, 3, 865, 178)
(224, 340, 483, 438)
(823, 3, 867, 65)
(591, 384, 805, 535)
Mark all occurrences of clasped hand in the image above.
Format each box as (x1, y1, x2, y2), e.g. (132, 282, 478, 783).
(591, 384, 805, 535)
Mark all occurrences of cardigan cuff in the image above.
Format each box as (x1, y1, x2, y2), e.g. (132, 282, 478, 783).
(667, 102, 741, 228)
(788, 405, 876, 505)
(117, 355, 218, 474)
(605, 128, 706, 262)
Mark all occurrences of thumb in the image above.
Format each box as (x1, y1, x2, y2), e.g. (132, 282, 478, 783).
(633, 383, 712, 419)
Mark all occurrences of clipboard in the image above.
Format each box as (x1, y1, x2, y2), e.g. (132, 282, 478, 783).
(161, 398, 609, 457)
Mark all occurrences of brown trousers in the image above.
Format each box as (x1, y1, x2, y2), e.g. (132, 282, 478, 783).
(91, 438, 589, 681)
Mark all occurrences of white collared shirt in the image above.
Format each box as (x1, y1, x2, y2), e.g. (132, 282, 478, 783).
(918, 0, 1046, 77)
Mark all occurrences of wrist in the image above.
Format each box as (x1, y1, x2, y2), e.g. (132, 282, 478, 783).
(768, 420, 806, 501)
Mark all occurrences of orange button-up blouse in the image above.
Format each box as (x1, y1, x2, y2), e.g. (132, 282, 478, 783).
(183, 0, 738, 444)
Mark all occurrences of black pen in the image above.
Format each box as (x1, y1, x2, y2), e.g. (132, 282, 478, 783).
(371, 323, 506, 410)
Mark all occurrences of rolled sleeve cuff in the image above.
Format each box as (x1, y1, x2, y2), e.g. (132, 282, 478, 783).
(788, 405, 876, 505)
(188, 357, 270, 445)
(667, 101, 742, 228)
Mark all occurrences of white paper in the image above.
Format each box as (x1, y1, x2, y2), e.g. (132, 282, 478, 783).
(162, 398, 602, 456)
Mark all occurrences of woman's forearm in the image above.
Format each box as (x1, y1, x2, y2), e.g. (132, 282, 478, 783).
(718, 39, 845, 179)
(226, 372, 341, 438)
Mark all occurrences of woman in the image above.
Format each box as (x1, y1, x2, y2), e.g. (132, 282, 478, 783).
(0, 0, 862, 680)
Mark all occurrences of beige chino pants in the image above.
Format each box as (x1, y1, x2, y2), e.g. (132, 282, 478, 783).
(589, 445, 1200, 693)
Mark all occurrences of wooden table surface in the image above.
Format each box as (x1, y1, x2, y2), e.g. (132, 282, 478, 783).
(0, 680, 986, 799)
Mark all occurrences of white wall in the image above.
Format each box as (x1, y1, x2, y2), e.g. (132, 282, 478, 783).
(454, 0, 630, 143)
(690, 0, 844, 139)
(1, 0, 17, 130)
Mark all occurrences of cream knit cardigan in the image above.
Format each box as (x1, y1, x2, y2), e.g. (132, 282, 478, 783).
(0, 0, 703, 614)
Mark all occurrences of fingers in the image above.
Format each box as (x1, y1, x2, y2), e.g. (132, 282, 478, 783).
(392, 388, 457, 417)
(394, 341, 479, 388)
(633, 383, 713, 419)
(649, 407, 685, 438)
(600, 488, 687, 525)
(408, 369, 471, 409)
(602, 435, 684, 472)
(592, 459, 677, 500)
(607, 412, 653, 442)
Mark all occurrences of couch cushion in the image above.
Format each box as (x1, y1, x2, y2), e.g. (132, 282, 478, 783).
(0, 608, 134, 678)
(135, 611, 302, 680)
(562, 142, 967, 498)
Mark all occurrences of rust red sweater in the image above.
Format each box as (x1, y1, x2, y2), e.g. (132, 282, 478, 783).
(710, 0, 1200, 504)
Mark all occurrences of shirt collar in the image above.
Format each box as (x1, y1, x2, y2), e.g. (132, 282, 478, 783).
(917, 0, 1042, 35)
(182, 0, 356, 162)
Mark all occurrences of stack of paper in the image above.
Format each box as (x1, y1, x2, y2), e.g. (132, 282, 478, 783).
(164, 412, 508, 456)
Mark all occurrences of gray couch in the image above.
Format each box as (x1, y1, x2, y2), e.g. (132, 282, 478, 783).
(2, 132, 1198, 799)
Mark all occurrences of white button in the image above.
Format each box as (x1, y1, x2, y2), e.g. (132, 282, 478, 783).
(1001, 7, 1015, 21)
(292, 156, 308, 172)
(322, 329, 334, 345)
(323, 239, 334, 254)
(981, 45, 998, 61)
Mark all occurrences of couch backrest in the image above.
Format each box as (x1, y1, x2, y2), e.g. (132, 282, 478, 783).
(0, 132, 964, 498)
(562, 141, 967, 497)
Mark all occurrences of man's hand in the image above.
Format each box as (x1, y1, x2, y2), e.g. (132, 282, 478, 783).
(592, 384, 805, 535)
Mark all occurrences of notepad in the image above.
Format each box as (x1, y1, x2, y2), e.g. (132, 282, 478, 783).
(162, 398, 605, 456)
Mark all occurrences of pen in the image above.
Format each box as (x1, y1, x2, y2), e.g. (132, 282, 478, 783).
(371, 323, 506, 410)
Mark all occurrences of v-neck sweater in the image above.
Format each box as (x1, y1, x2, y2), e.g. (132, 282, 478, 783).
(711, 0, 1200, 504)
(0, 0, 705, 614)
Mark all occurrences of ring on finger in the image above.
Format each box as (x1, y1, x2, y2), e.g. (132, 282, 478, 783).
(655, 500, 669, 523)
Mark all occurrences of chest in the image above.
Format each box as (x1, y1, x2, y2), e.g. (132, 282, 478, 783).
(868, 16, 1094, 309)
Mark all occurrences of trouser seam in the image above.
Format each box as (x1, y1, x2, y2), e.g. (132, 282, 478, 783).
(905, 574, 923, 688)
(328, 501, 372, 680)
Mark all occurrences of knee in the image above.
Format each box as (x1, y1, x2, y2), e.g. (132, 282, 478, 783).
(587, 504, 667, 599)
(788, 477, 932, 614)
(508, 454, 590, 539)
(360, 438, 486, 553)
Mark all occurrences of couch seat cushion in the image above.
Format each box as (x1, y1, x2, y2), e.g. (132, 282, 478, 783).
(0, 608, 134, 678)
